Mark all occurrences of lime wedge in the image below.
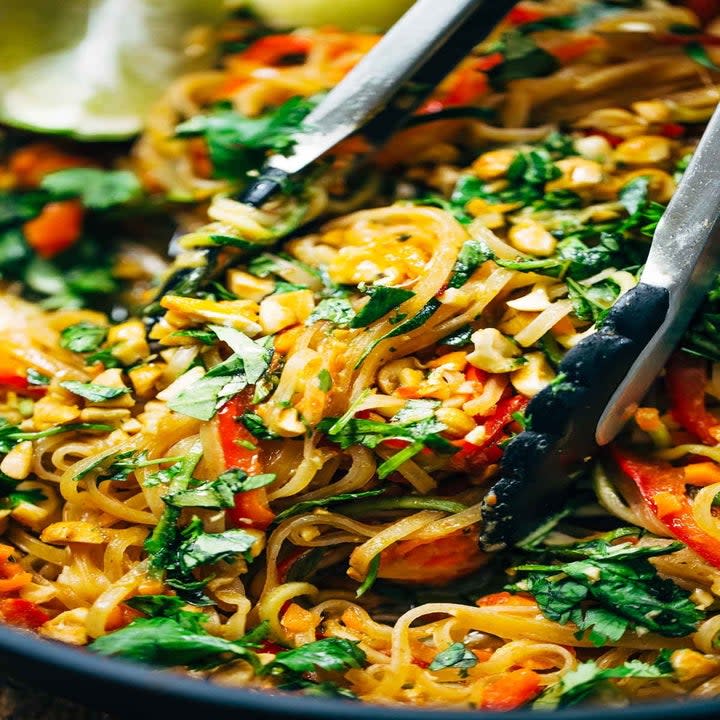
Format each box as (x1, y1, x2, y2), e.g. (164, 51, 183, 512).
(248, 0, 414, 31)
(0, 0, 227, 140)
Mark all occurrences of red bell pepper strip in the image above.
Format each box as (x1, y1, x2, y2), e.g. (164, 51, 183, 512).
(679, 0, 720, 24)
(0, 373, 46, 398)
(611, 446, 720, 569)
(0, 598, 49, 629)
(452, 394, 528, 470)
(219, 392, 275, 530)
(665, 352, 720, 445)
(239, 35, 312, 65)
(507, 5, 548, 25)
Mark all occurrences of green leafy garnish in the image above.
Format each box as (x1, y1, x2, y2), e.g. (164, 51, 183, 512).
(307, 297, 355, 326)
(317, 368, 333, 392)
(165, 469, 276, 509)
(90, 597, 264, 669)
(349, 286, 415, 328)
(508, 529, 703, 644)
(448, 238, 493, 288)
(263, 638, 365, 676)
(486, 31, 560, 90)
(59, 380, 130, 402)
(175, 97, 314, 180)
(685, 42, 720, 72)
(0, 419, 112, 454)
(273, 489, 386, 524)
(535, 652, 673, 709)
(41, 169, 142, 210)
(429, 642, 478, 677)
(354, 298, 441, 368)
(0, 471, 46, 509)
(168, 327, 272, 421)
(317, 412, 456, 479)
(356, 554, 380, 598)
(59, 321, 108, 353)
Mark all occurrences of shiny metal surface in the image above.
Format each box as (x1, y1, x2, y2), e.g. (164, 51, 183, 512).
(264, 0, 514, 176)
(596, 102, 720, 443)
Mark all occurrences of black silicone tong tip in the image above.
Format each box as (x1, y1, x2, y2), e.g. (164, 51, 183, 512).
(479, 282, 670, 551)
(238, 166, 290, 208)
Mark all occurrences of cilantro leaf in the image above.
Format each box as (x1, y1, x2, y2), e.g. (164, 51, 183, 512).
(59, 322, 108, 353)
(176, 524, 258, 572)
(175, 97, 314, 180)
(448, 238, 493, 288)
(59, 380, 130, 402)
(536, 652, 673, 709)
(0, 471, 46, 509)
(429, 642, 478, 674)
(509, 530, 703, 644)
(165, 469, 276, 509)
(263, 638, 365, 676)
(685, 42, 720, 72)
(273, 489, 386, 524)
(41, 169, 142, 210)
(487, 32, 560, 90)
(307, 297, 355, 326)
(89, 615, 260, 669)
(0, 420, 112, 454)
(240, 412, 280, 439)
(168, 331, 272, 421)
(349, 286, 415, 328)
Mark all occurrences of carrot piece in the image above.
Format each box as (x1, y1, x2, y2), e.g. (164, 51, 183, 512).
(23, 200, 84, 259)
(281, 602, 320, 634)
(9, 142, 89, 188)
(0, 598, 49, 629)
(684, 461, 720, 487)
(476, 591, 536, 607)
(481, 669, 542, 711)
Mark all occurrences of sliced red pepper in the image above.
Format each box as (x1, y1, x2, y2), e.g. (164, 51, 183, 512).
(219, 391, 275, 530)
(545, 35, 605, 64)
(611, 446, 720, 569)
(678, 1, 720, 24)
(665, 352, 720, 444)
(0, 598, 49, 629)
(507, 5, 548, 25)
(452, 395, 528, 471)
(239, 35, 312, 65)
(660, 123, 686, 139)
(0, 373, 46, 398)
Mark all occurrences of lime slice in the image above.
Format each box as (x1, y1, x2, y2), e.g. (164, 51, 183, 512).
(248, 0, 414, 31)
(0, 0, 228, 140)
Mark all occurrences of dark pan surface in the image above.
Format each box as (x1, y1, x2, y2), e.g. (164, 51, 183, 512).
(0, 624, 719, 719)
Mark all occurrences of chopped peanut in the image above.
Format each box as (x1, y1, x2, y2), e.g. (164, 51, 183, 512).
(0, 441, 33, 480)
(259, 290, 315, 334)
(546, 158, 604, 191)
(128, 363, 164, 397)
(510, 352, 555, 397)
(107, 320, 150, 366)
(471, 149, 518, 180)
(33, 396, 81, 428)
(615, 135, 671, 165)
(468, 328, 522, 374)
(508, 221, 556, 257)
(41, 521, 108, 545)
(436, 407, 475, 437)
(226, 269, 275, 301)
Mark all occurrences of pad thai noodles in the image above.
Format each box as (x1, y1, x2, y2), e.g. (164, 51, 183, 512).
(5, 0, 720, 710)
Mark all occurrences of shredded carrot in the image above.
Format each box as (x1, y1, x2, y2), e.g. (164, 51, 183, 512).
(684, 461, 720, 487)
(635, 407, 664, 432)
(0, 544, 31, 594)
(653, 490, 684, 518)
(476, 591, 536, 607)
(9, 143, 89, 189)
(481, 669, 542, 711)
(23, 200, 84, 258)
(281, 602, 320, 634)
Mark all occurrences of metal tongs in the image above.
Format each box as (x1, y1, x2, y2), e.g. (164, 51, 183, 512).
(153, 0, 517, 304)
(480, 103, 720, 550)
(240, 0, 518, 206)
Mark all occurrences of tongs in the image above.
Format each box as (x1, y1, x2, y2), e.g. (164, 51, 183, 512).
(151, 0, 519, 303)
(480, 102, 720, 551)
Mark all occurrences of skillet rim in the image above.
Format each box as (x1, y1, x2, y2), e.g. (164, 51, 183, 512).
(1, 623, 720, 719)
